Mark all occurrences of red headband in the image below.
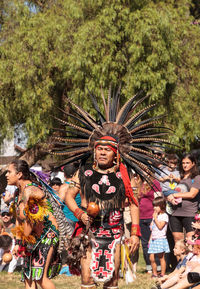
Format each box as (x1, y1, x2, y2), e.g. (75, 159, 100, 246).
(95, 136, 118, 154)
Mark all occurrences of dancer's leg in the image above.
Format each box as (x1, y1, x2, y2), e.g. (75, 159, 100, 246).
(36, 246, 56, 289)
(80, 246, 96, 287)
(103, 243, 121, 288)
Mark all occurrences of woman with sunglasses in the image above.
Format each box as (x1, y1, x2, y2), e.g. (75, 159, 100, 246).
(6, 160, 61, 289)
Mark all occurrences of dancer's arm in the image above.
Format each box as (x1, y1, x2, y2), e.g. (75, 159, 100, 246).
(23, 220, 33, 237)
(65, 170, 92, 225)
(23, 186, 45, 204)
(65, 170, 80, 209)
(129, 201, 140, 253)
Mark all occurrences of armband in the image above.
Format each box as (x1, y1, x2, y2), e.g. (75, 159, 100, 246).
(69, 181, 80, 189)
(131, 224, 141, 237)
(74, 208, 85, 220)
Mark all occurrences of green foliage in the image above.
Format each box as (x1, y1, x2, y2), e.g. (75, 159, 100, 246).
(0, 0, 199, 151)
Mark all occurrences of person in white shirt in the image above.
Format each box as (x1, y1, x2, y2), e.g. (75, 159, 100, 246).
(148, 197, 170, 277)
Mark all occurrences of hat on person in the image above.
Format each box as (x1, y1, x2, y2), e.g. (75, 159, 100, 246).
(1, 207, 10, 215)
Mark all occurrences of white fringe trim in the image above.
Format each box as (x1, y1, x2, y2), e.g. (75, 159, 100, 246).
(81, 285, 96, 288)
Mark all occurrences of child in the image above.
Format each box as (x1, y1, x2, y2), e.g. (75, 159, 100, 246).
(160, 238, 200, 289)
(159, 154, 180, 190)
(159, 154, 180, 215)
(148, 197, 170, 277)
(155, 240, 189, 288)
(0, 233, 17, 273)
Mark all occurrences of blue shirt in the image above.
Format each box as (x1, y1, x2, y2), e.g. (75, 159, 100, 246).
(176, 255, 187, 269)
(62, 193, 81, 222)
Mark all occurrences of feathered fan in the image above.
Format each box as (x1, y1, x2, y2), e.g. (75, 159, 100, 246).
(49, 86, 173, 183)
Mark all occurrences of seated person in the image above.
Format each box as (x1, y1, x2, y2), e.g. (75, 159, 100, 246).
(157, 240, 189, 288)
(153, 237, 200, 289)
(0, 233, 17, 274)
(164, 264, 200, 289)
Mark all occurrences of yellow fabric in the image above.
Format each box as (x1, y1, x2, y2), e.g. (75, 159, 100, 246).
(9, 202, 16, 218)
(12, 224, 36, 244)
(169, 182, 176, 189)
(24, 197, 49, 224)
(125, 244, 133, 271)
(121, 243, 125, 278)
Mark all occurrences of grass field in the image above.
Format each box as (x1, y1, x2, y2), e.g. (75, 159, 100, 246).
(0, 251, 156, 289)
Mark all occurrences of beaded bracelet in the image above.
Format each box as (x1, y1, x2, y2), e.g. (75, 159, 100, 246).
(131, 224, 141, 237)
(74, 208, 85, 220)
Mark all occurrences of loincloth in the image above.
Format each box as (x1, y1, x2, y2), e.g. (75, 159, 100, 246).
(90, 225, 122, 283)
(22, 228, 61, 281)
(68, 209, 124, 282)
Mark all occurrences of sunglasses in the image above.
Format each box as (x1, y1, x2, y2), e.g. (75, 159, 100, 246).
(1, 212, 10, 217)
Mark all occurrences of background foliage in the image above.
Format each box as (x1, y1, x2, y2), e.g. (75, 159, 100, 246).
(0, 0, 199, 152)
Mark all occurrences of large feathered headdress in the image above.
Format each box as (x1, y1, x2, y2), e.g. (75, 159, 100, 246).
(50, 86, 172, 183)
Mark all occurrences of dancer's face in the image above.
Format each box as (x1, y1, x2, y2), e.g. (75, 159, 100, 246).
(6, 163, 21, 186)
(95, 145, 116, 169)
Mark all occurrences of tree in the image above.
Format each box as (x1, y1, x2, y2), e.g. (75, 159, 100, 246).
(0, 0, 199, 156)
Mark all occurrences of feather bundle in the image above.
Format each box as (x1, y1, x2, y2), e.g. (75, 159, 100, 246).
(49, 85, 174, 182)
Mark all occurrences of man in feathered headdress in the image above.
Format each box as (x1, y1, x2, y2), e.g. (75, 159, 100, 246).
(50, 87, 171, 288)
(65, 135, 140, 289)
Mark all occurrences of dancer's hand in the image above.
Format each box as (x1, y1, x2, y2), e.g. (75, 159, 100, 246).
(128, 235, 140, 253)
(80, 213, 93, 225)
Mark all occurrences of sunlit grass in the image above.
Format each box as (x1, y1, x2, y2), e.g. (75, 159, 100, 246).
(0, 248, 156, 289)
